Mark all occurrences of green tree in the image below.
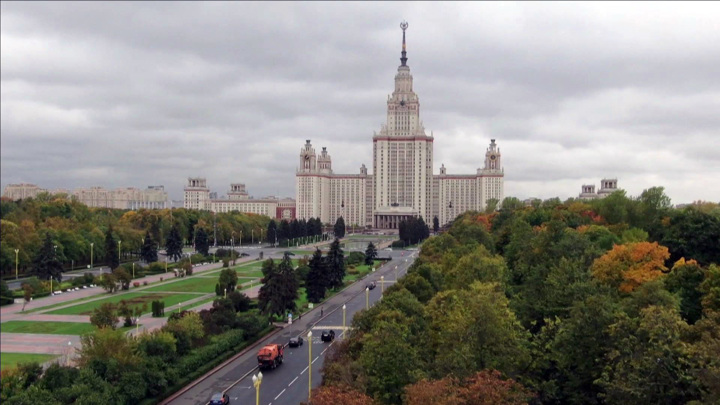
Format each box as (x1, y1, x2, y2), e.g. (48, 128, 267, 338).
(112, 267, 131, 290)
(665, 258, 706, 324)
(597, 306, 701, 405)
(218, 268, 238, 293)
(140, 231, 158, 263)
(105, 225, 119, 270)
(98, 273, 118, 293)
(166, 225, 183, 262)
(195, 227, 209, 256)
(90, 303, 119, 329)
(32, 233, 63, 282)
(267, 220, 278, 245)
(258, 252, 299, 316)
(306, 248, 328, 303)
(364, 242, 377, 265)
(334, 216, 346, 239)
(326, 238, 346, 290)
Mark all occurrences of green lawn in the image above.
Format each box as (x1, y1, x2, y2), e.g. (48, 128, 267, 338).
(1, 321, 97, 335)
(47, 292, 203, 315)
(344, 260, 381, 282)
(163, 296, 217, 316)
(144, 276, 219, 293)
(1, 353, 58, 370)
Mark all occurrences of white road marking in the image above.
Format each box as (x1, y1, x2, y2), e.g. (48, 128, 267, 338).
(321, 347, 329, 355)
(301, 366, 308, 374)
(289, 376, 298, 386)
(274, 389, 286, 400)
(312, 356, 319, 364)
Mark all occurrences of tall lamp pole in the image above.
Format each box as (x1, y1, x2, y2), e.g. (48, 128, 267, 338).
(118, 240, 122, 264)
(90, 243, 94, 270)
(366, 287, 369, 310)
(308, 330, 313, 401)
(14, 249, 19, 280)
(252, 371, 263, 405)
(381, 275, 384, 293)
(342, 304, 346, 335)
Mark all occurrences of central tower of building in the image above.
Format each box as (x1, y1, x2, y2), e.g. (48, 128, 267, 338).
(372, 22, 434, 228)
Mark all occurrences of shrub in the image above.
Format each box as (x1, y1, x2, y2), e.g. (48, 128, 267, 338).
(346, 251, 365, 266)
(151, 300, 165, 317)
(1, 280, 14, 306)
(222, 259, 229, 268)
(133, 282, 140, 288)
(143, 281, 148, 286)
(391, 240, 406, 248)
(347, 267, 360, 275)
(146, 262, 166, 274)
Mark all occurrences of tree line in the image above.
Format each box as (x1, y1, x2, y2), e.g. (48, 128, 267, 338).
(311, 187, 720, 405)
(1, 193, 272, 278)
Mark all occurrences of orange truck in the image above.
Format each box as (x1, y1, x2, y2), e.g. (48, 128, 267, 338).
(257, 344, 284, 370)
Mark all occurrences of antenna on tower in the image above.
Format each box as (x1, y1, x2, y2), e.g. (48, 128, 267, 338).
(400, 21, 409, 66)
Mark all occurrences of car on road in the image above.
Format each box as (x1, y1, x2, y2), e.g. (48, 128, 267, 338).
(321, 330, 336, 342)
(288, 336, 304, 347)
(209, 392, 229, 405)
(366, 281, 376, 290)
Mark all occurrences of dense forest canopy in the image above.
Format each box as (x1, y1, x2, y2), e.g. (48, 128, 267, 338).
(319, 188, 720, 405)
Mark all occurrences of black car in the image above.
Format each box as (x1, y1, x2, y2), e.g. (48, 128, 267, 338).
(209, 392, 229, 405)
(321, 330, 335, 342)
(288, 336, 304, 347)
(366, 281, 376, 290)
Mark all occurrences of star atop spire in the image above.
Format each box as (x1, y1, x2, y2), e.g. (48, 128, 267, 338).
(400, 21, 408, 66)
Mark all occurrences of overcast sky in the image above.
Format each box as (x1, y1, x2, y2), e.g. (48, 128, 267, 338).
(2, 2, 719, 205)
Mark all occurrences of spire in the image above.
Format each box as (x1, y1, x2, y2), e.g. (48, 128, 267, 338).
(400, 21, 408, 66)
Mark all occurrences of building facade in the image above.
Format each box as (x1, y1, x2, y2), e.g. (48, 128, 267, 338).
(3, 183, 168, 209)
(183, 178, 296, 220)
(578, 178, 620, 200)
(295, 22, 504, 228)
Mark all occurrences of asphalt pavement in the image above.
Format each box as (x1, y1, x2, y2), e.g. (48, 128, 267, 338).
(164, 249, 416, 405)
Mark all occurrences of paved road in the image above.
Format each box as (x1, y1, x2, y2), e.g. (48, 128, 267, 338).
(165, 250, 416, 405)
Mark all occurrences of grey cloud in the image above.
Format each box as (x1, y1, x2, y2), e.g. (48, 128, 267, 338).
(2, 2, 719, 204)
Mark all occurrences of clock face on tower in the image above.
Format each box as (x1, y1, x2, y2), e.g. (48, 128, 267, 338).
(304, 155, 310, 160)
(490, 154, 496, 160)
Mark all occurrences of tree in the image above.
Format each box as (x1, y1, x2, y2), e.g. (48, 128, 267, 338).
(140, 231, 158, 263)
(334, 217, 346, 239)
(364, 242, 377, 265)
(228, 290, 252, 312)
(105, 225, 119, 270)
(112, 267, 131, 290)
(218, 268, 238, 293)
(304, 385, 375, 405)
(258, 252, 299, 316)
(591, 242, 670, 293)
(90, 303, 119, 329)
(665, 258, 705, 324)
(267, 220, 278, 245)
(404, 370, 531, 405)
(433, 216, 440, 233)
(597, 306, 701, 405)
(76, 327, 139, 369)
(306, 248, 328, 303)
(98, 273, 118, 293)
(195, 227, 209, 256)
(21, 284, 33, 311)
(326, 238, 346, 290)
(32, 233, 63, 282)
(166, 225, 183, 262)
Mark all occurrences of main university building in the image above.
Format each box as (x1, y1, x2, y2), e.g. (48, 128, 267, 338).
(296, 23, 504, 229)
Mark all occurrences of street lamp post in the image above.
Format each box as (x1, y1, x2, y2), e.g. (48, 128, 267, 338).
(52, 245, 57, 294)
(118, 241, 122, 264)
(132, 263, 135, 278)
(90, 243, 94, 270)
(14, 249, 19, 280)
(366, 287, 369, 310)
(381, 275, 384, 293)
(342, 304, 346, 334)
(252, 371, 263, 405)
(308, 330, 313, 401)
(395, 265, 398, 281)
(251, 229, 254, 245)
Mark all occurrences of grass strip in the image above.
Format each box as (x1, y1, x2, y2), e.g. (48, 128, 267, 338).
(47, 292, 203, 316)
(1, 321, 97, 335)
(0, 353, 59, 371)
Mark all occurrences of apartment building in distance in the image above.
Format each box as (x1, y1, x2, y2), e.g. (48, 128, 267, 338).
(578, 179, 620, 200)
(183, 178, 296, 220)
(2, 183, 168, 209)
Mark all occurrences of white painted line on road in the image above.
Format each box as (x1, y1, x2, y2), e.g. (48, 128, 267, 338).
(312, 356, 319, 364)
(301, 366, 309, 374)
(274, 388, 286, 400)
(321, 347, 329, 355)
(289, 376, 298, 386)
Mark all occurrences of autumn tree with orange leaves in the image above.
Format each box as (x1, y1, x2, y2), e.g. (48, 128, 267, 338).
(302, 385, 375, 405)
(404, 370, 532, 405)
(591, 241, 670, 292)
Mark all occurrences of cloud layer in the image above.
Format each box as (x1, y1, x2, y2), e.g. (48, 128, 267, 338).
(2, 2, 719, 204)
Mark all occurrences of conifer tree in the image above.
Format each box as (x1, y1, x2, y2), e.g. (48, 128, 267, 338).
(195, 228, 209, 256)
(166, 225, 183, 262)
(365, 242, 378, 265)
(334, 217, 346, 239)
(306, 248, 328, 303)
(105, 225, 119, 269)
(140, 231, 158, 263)
(32, 233, 63, 282)
(326, 238, 346, 290)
